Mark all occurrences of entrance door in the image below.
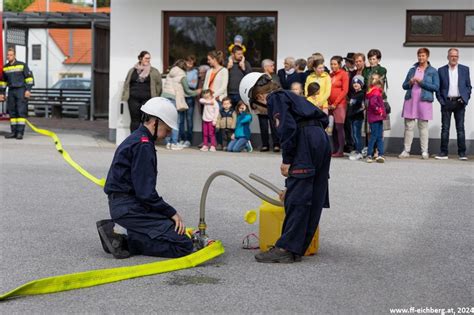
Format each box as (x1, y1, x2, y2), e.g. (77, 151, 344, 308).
(92, 24, 109, 118)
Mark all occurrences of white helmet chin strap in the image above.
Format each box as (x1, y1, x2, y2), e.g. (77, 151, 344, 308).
(152, 118, 159, 142)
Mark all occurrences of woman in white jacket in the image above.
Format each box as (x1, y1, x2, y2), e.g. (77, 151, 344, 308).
(203, 50, 229, 149)
(162, 59, 200, 150)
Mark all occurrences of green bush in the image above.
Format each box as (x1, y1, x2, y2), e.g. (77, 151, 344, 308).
(4, 0, 34, 12)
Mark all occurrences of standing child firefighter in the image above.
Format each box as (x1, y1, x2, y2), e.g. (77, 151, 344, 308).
(240, 73, 331, 263)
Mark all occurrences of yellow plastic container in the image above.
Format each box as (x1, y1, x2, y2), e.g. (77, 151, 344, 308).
(258, 201, 319, 256)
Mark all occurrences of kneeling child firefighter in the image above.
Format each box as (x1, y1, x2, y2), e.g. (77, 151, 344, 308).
(97, 97, 194, 259)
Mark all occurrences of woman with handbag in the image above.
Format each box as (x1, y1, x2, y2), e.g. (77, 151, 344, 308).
(121, 51, 162, 132)
(161, 59, 201, 150)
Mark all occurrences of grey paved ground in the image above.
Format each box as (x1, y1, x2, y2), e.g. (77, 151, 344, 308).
(0, 121, 473, 314)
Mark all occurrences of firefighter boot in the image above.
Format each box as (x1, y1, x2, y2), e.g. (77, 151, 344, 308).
(4, 125, 17, 139)
(16, 124, 25, 140)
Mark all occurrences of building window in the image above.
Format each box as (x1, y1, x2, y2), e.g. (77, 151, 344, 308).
(168, 15, 217, 68)
(32, 44, 41, 60)
(164, 12, 277, 71)
(405, 10, 474, 46)
(465, 15, 474, 36)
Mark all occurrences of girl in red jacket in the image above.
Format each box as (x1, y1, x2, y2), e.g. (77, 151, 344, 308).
(366, 78, 387, 163)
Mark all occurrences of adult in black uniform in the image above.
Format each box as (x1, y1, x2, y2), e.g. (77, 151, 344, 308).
(0, 48, 34, 140)
(97, 97, 193, 259)
(239, 73, 331, 263)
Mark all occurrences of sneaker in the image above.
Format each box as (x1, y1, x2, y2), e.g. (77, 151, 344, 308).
(398, 151, 410, 159)
(366, 156, 374, 163)
(331, 152, 344, 158)
(260, 146, 270, 152)
(247, 141, 253, 153)
(179, 140, 185, 146)
(216, 144, 223, 151)
(421, 152, 429, 160)
(434, 153, 449, 160)
(255, 246, 296, 263)
(458, 155, 468, 161)
(183, 141, 191, 148)
(273, 146, 280, 153)
(349, 153, 363, 161)
(223, 146, 227, 151)
(171, 144, 183, 151)
(376, 156, 385, 163)
(361, 147, 368, 158)
(166, 143, 171, 150)
(209, 146, 216, 152)
(96, 221, 130, 259)
(200, 145, 209, 152)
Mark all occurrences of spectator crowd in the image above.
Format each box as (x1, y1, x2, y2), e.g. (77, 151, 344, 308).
(122, 40, 471, 161)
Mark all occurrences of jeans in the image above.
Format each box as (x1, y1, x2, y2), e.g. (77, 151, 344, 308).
(440, 99, 466, 155)
(258, 114, 279, 148)
(351, 119, 363, 153)
(228, 93, 241, 108)
(344, 108, 354, 152)
(165, 98, 179, 145)
(215, 101, 223, 145)
(367, 121, 384, 157)
(178, 97, 195, 143)
(228, 138, 248, 152)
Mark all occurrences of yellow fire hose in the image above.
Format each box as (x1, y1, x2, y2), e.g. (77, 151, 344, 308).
(25, 120, 106, 188)
(0, 241, 224, 301)
(0, 120, 225, 301)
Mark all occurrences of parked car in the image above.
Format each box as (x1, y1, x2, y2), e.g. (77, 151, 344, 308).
(32, 78, 92, 118)
(51, 78, 91, 90)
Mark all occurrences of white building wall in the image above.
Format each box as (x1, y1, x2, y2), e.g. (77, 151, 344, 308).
(28, 29, 91, 88)
(110, 0, 474, 146)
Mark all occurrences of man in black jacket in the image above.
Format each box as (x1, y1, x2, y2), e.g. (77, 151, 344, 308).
(226, 45, 252, 108)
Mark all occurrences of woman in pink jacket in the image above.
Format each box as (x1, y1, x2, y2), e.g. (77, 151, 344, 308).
(329, 56, 349, 157)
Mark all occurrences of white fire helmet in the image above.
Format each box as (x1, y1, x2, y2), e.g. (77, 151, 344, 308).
(239, 72, 266, 106)
(140, 97, 178, 130)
